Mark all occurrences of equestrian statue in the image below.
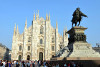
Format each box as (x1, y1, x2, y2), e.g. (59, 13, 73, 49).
(71, 8, 88, 27)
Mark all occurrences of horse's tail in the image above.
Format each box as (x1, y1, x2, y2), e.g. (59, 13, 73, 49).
(71, 18, 74, 22)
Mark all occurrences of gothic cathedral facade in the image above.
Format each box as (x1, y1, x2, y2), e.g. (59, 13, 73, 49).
(11, 11, 68, 60)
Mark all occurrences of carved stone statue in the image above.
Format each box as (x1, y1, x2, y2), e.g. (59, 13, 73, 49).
(71, 8, 88, 27)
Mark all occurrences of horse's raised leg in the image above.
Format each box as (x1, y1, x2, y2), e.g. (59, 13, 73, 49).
(75, 22, 77, 26)
(72, 23, 73, 27)
(78, 21, 80, 26)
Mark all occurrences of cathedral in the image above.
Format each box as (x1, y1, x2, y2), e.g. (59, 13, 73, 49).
(11, 11, 68, 60)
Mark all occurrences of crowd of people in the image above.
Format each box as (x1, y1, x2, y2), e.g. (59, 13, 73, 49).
(0, 60, 84, 67)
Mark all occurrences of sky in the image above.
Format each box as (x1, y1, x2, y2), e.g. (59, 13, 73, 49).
(0, 0, 100, 49)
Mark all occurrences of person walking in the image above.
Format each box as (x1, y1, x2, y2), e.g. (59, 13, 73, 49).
(64, 63, 67, 67)
(32, 61, 35, 67)
(26, 61, 30, 67)
(16, 61, 19, 67)
(22, 61, 26, 67)
(5, 60, 9, 67)
(0, 60, 3, 66)
(56, 63, 59, 67)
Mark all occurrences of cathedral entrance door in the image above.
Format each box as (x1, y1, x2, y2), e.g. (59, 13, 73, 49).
(39, 52, 43, 61)
(27, 55, 30, 60)
(18, 55, 21, 61)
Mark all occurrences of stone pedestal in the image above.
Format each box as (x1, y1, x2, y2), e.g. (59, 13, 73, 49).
(67, 26, 87, 51)
(67, 26, 87, 43)
(67, 26, 100, 57)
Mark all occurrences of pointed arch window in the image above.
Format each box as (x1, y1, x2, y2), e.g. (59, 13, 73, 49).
(28, 37, 31, 42)
(40, 26, 43, 34)
(19, 45, 22, 51)
(52, 46, 54, 51)
(28, 46, 30, 51)
(52, 37, 54, 43)
(40, 39, 43, 44)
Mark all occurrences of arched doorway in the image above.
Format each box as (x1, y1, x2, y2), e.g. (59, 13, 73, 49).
(27, 55, 30, 60)
(18, 55, 21, 61)
(39, 52, 43, 61)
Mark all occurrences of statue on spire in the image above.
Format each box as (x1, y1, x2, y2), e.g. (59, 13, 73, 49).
(46, 14, 48, 21)
(49, 13, 50, 21)
(33, 12, 35, 21)
(24, 18, 27, 31)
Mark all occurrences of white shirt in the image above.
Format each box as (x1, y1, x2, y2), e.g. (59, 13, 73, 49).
(2, 62, 5, 67)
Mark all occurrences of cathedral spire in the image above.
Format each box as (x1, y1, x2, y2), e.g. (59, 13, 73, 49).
(13, 23, 16, 35)
(49, 13, 50, 21)
(63, 29, 65, 37)
(46, 14, 48, 21)
(36, 10, 39, 20)
(24, 18, 27, 32)
(63, 26, 67, 36)
(17, 25, 19, 34)
(25, 18, 27, 28)
(38, 10, 39, 16)
(66, 27, 67, 32)
(33, 12, 35, 21)
(56, 21, 58, 29)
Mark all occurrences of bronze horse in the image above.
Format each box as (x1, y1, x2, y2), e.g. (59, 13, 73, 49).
(71, 8, 87, 27)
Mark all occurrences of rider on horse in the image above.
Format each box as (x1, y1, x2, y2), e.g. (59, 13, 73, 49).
(72, 8, 87, 27)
